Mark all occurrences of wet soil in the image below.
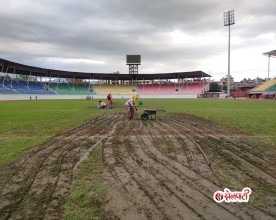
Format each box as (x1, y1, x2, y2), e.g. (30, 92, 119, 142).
(0, 113, 275, 220)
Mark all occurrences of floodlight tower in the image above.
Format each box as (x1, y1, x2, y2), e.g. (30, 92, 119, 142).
(224, 10, 235, 97)
(263, 50, 276, 80)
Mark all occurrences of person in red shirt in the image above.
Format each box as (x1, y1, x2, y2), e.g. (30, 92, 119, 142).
(107, 93, 112, 109)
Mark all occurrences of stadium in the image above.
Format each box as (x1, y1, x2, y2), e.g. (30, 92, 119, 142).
(0, 57, 212, 100)
(1, 0, 276, 218)
(0, 55, 275, 219)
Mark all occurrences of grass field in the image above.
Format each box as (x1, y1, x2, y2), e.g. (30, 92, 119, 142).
(0, 98, 275, 219)
(1, 98, 275, 165)
(0, 100, 101, 165)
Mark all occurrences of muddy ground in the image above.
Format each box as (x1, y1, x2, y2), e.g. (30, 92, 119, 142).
(0, 113, 275, 219)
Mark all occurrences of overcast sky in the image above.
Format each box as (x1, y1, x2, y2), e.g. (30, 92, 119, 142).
(0, 0, 275, 81)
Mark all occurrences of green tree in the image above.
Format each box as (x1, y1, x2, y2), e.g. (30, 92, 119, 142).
(210, 82, 222, 90)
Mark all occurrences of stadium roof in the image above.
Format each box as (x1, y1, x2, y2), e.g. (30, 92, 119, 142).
(0, 58, 211, 80)
(263, 50, 276, 57)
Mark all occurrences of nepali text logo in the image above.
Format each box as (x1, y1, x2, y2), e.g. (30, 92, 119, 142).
(213, 188, 251, 203)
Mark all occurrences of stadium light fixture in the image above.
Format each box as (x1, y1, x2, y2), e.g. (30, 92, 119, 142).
(263, 50, 276, 80)
(224, 10, 235, 97)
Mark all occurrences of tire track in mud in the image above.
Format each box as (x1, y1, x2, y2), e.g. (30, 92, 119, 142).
(149, 119, 255, 219)
(1, 114, 275, 219)
(5, 114, 109, 180)
(147, 119, 221, 186)
(1, 114, 111, 197)
(157, 116, 276, 219)
(164, 114, 276, 212)
(103, 119, 166, 220)
(104, 119, 235, 219)
(125, 137, 233, 220)
(168, 117, 276, 179)
(0, 114, 123, 219)
(104, 120, 186, 220)
(137, 122, 245, 220)
(103, 115, 276, 220)
(117, 149, 204, 220)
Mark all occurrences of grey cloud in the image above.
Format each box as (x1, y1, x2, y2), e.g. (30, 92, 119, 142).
(0, 0, 275, 80)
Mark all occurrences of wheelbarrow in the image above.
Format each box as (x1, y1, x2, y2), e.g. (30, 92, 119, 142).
(141, 109, 166, 121)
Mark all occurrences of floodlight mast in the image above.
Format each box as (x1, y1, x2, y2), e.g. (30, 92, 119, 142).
(268, 55, 270, 80)
(224, 10, 235, 97)
(263, 50, 276, 80)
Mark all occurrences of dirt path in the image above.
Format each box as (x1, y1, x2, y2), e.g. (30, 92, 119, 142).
(0, 113, 275, 219)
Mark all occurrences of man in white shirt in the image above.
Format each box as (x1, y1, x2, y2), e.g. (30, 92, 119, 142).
(125, 97, 137, 119)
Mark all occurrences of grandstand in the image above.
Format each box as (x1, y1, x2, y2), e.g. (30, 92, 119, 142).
(0, 58, 211, 99)
(0, 79, 209, 97)
(48, 83, 96, 95)
(92, 84, 136, 95)
(266, 83, 276, 91)
(138, 82, 208, 96)
(0, 78, 55, 95)
(248, 79, 276, 98)
(250, 79, 276, 92)
(0, 84, 18, 94)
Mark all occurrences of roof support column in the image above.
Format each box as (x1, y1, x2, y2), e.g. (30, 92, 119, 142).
(178, 76, 180, 92)
(27, 71, 31, 89)
(57, 75, 60, 90)
(10, 68, 15, 88)
(159, 77, 161, 90)
(89, 76, 91, 91)
(267, 55, 270, 80)
(2, 67, 8, 86)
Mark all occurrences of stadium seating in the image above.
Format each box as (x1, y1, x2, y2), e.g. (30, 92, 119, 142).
(138, 83, 207, 95)
(0, 85, 18, 94)
(93, 84, 136, 95)
(0, 78, 209, 96)
(266, 84, 276, 91)
(0, 79, 56, 94)
(251, 79, 276, 92)
(48, 83, 96, 95)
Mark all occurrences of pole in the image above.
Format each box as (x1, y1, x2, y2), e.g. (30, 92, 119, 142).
(227, 24, 231, 97)
(268, 55, 270, 80)
(224, 10, 235, 97)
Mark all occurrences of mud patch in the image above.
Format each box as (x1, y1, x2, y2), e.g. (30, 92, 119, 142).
(0, 113, 275, 219)
(102, 114, 276, 220)
(0, 114, 123, 219)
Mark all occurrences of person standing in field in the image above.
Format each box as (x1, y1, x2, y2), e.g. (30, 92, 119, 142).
(132, 94, 139, 111)
(107, 92, 112, 109)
